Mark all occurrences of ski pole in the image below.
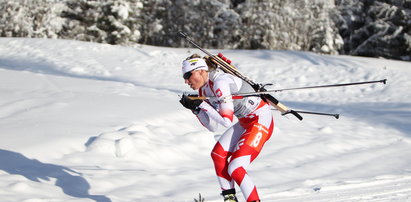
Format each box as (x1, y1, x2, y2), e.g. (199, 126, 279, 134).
(213, 79, 386, 98)
(282, 110, 340, 119)
(235, 79, 387, 97)
(266, 79, 387, 93)
(187, 95, 340, 119)
(187, 78, 387, 100)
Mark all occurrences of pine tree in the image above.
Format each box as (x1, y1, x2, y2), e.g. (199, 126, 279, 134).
(333, 0, 411, 60)
(234, 0, 342, 54)
(60, 0, 142, 45)
(0, 0, 65, 38)
(138, 0, 242, 49)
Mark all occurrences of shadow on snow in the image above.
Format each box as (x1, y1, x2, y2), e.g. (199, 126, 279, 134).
(0, 149, 111, 202)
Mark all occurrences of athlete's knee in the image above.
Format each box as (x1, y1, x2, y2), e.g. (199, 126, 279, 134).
(228, 163, 247, 182)
(211, 142, 226, 158)
(227, 156, 249, 177)
(211, 144, 229, 170)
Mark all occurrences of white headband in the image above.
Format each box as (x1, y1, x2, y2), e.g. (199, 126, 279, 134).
(181, 58, 208, 76)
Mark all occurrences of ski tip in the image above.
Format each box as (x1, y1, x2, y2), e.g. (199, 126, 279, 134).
(382, 79, 387, 84)
(335, 114, 340, 119)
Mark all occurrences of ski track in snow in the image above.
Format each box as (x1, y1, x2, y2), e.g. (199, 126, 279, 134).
(0, 38, 411, 202)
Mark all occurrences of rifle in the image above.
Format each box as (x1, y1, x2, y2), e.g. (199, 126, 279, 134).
(179, 31, 304, 120)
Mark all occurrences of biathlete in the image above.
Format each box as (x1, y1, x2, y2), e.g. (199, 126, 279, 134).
(179, 54, 274, 202)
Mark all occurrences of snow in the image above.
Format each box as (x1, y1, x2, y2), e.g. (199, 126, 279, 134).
(0, 37, 411, 202)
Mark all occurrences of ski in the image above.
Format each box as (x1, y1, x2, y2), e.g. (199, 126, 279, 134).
(179, 31, 304, 120)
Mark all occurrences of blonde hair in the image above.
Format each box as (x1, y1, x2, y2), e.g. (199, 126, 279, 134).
(185, 53, 201, 60)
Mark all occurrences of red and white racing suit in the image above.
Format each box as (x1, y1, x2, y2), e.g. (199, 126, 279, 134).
(196, 69, 274, 202)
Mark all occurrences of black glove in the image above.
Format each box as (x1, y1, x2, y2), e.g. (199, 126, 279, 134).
(179, 94, 203, 114)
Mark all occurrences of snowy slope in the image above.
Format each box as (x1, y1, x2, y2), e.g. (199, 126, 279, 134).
(0, 38, 410, 202)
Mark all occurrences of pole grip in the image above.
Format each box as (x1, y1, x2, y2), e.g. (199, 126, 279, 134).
(289, 110, 304, 120)
(187, 96, 207, 100)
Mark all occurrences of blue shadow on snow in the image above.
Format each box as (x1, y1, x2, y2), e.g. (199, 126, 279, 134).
(0, 149, 111, 202)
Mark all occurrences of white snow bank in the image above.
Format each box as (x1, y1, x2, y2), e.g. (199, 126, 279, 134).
(0, 38, 410, 201)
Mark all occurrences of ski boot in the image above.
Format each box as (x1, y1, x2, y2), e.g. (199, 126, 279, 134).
(221, 189, 238, 202)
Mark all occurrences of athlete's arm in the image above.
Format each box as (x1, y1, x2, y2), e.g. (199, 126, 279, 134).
(196, 77, 235, 130)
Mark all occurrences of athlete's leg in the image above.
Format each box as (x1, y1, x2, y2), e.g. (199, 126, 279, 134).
(228, 105, 274, 202)
(211, 123, 245, 190)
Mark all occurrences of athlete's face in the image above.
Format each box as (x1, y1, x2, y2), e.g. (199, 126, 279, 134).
(184, 70, 207, 90)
